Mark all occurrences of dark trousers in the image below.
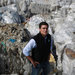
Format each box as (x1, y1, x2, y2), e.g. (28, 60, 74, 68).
(31, 61, 50, 75)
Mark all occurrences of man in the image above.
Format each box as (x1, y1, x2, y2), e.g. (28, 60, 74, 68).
(23, 22, 57, 75)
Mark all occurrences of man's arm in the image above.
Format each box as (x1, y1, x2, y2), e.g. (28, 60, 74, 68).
(26, 56, 39, 67)
(23, 39, 39, 67)
(51, 36, 58, 62)
(52, 44, 58, 62)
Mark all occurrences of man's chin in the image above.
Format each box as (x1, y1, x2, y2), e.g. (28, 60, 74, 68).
(43, 33, 47, 36)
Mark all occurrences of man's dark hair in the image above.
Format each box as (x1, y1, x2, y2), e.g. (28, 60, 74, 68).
(39, 22, 49, 28)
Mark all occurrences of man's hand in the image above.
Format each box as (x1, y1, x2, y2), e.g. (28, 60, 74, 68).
(26, 56, 40, 68)
(31, 61, 40, 68)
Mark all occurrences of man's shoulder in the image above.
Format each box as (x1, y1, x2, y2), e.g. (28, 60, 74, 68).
(47, 33, 51, 36)
(47, 33, 51, 38)
(32, 33, 40, 39)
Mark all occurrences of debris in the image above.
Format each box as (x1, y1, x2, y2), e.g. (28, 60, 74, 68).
(1, 41, 6, 52)
(8, 39, 16, 43)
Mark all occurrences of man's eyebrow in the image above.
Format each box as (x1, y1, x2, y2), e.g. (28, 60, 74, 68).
(43, 28, 48, 29)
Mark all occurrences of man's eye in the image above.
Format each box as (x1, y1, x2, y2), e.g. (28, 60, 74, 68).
(43, 28, 48, 29)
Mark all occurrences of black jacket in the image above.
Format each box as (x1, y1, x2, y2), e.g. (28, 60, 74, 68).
(31, 33, 57, 63)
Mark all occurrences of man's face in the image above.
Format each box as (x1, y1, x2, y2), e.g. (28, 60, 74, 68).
(39, 25, 48, 37)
